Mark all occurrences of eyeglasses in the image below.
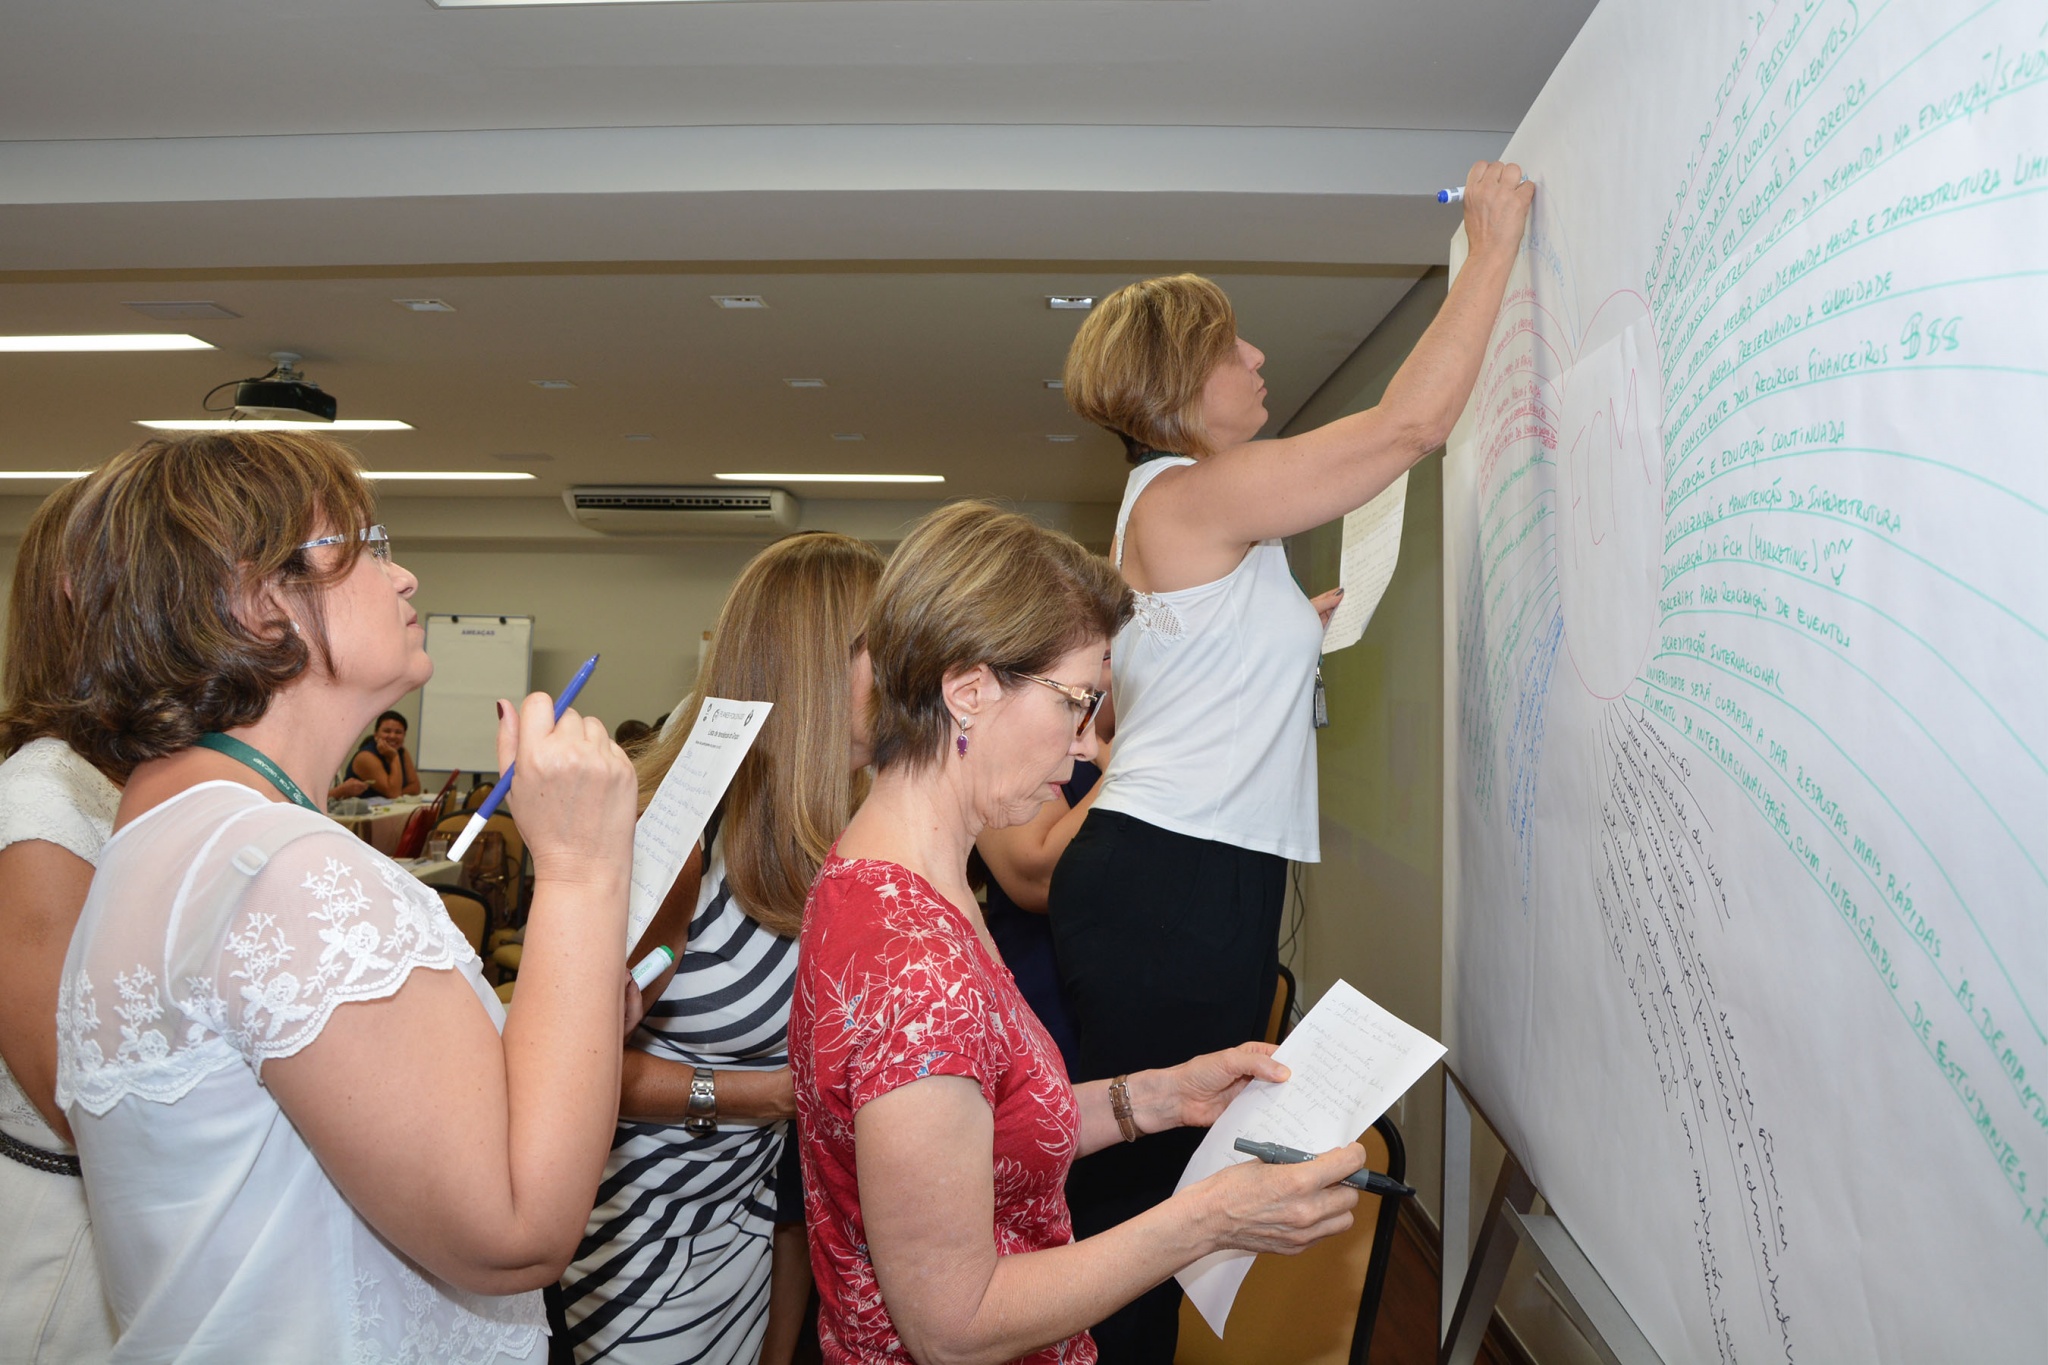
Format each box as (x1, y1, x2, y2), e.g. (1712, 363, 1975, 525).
(297, 524, 391, 562)
(1017, 672, 1106, 738)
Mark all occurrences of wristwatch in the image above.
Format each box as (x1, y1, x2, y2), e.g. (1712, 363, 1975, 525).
(684, 1067, 718, 1136)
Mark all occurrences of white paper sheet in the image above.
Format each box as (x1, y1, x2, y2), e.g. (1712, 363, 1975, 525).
(625, 697, 771, 948)
(1173, 980, 1444, 1336)
(1319, 473, 1408, 654)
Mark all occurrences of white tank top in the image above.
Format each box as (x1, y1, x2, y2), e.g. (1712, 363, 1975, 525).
(1093, 457, 1321, 862)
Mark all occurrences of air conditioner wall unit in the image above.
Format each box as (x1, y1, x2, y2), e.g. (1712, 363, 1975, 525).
(564, 486, 800, 537)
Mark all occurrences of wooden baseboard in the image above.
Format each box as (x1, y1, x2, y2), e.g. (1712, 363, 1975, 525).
(1391, 1202, 1537, 1365)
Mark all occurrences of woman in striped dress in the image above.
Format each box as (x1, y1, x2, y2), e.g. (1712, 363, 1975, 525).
(559, 532, 885, 1364)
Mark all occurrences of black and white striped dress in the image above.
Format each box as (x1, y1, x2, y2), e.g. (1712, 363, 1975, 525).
(558, 836, 798, 1364)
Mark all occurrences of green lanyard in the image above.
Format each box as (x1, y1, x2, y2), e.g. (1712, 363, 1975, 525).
(194, 732, 322, 813)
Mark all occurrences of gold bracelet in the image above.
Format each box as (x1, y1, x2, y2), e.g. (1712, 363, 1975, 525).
(1109, 1074, 1141, 1143)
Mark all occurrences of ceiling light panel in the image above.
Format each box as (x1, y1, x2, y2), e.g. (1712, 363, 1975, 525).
(0, 470, 90, 479)
(782, 378, 827, 389)
(1, 334, 214, 352)
(530, 379, 576, 389)
(1046, 297, 1095, 310)
(712, 295, 767, 309)
(361, 471, 535, 481)
(123, 302, 239, 321)
(715, 473, 943, 484)
(394, 299, 456, 312)
(136, 419, 414, 432)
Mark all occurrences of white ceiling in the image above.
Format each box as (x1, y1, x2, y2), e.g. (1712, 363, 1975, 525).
(0, 0, 1595, 516)
(2, 0, 1591, 138)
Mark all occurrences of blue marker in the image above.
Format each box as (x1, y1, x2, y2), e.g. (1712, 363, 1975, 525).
(447, 653, 600, 860)
(1437, 187, 1465, 203)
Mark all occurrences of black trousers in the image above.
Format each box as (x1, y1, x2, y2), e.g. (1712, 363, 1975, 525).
(1049, 810, 1287, 1364)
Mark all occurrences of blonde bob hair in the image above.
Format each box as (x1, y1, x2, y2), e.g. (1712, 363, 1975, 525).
(31, 431, 378, 778)
(1063, 273, 1239, 461)
(634, 532, 885, 938)
(863, 501, 1132, 775)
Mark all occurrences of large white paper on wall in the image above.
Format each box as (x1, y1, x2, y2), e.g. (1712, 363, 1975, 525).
(1443, 3, 2047, 1361)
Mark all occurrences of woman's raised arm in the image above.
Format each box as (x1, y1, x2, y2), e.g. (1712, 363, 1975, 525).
(1133, 162, 1535, 573)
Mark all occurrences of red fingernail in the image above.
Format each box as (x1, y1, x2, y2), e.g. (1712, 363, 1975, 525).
(496, 701, 508, 719)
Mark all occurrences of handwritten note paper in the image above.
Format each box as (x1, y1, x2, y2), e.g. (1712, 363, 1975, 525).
(625, 697, 771, 949)
(1173, 979, 1444, 1336)
(1320, 473, 1408, 654)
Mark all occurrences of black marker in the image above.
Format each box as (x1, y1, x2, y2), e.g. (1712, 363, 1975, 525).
(1234, 1138, 1414, 1198)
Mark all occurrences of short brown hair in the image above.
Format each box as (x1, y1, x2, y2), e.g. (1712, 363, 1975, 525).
(1063, 273, 1239, 461)
(865, 502, 1132, 774)
(0, 476, 100, 765)
(634, 532, 885, 937)
(51, 431, 378, 775)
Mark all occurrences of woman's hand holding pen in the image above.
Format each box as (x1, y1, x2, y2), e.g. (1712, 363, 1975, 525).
(1189, 1144, 1365, 1258)
(1461, 159, 1536, 261)
(492, 692, 637, 889)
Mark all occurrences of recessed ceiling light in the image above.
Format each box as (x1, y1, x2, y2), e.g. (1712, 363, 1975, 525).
(1045, 434, 1079, 443)
(623, 434, 654, 442)
(530, 379, 576, 390)
(136, 419, 414, 432)
(124, 302, 239, 321)
(1047, 296, 1095, 311)
(712, 295, 767, 309)
(831, 433, 865, 442)
(783, 378, 827, 389)
(1044, 380, 1065, 390)
(715, 472, 944, 484)
(361, 471, 536, 481)
(0, 334, 214, 352)
(0, 470, 90, 479)
(394, 299, 456, 313)
(491, 452, 555, 463)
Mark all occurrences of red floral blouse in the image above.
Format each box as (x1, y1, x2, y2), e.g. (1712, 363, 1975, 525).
(790, 854, 1096, 1365)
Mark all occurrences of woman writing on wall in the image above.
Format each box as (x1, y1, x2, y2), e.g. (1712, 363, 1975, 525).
(1051, 160, 1534, 1357)
(352, 708, 422, 797)
(51, 431, 639, 1360)
(0, 474, 120, 1362)
(558, 531, 885, 1365)
(791, 502, 1365, 1365)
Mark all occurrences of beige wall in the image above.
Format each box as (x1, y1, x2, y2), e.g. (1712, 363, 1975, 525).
(1285, 272, 1599, 1365)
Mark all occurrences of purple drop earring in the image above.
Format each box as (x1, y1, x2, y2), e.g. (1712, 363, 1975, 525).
(955, 716, 970, 758)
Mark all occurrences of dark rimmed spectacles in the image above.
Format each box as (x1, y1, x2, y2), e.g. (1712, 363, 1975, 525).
(298, 524, 391, 562)
(1017, 672, 1106, 738)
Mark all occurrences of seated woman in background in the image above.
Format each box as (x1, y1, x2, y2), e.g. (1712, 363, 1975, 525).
(790, 502, 1365, 1365)
(352, 708, 422, 796)
(559, 531, 885, 1365)
(0, 474, 120, 1362)
(51, 431, 639, 1361)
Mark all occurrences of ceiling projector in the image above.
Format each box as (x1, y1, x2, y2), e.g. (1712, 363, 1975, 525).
(221, 352, 338, 422)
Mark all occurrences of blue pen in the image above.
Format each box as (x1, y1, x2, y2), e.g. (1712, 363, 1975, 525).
(1437, 187, 1465, 203)
(446, 653, 600, 860)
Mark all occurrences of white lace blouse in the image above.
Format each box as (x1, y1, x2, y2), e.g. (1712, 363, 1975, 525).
(55, 781, 545, 1363)
(0, 736, 120, 1153)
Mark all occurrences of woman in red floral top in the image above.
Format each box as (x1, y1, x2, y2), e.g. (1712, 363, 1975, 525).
(791, 502, 1366, 1365)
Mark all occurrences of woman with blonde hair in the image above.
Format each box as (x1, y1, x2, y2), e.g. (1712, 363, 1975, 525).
(559, 531, 886, 1365)
(0, 474, 121, 1361)
(791, 502, 1365, 1365)
(50, 431, 638, 1361)
(1050, 164, 1534, 1357)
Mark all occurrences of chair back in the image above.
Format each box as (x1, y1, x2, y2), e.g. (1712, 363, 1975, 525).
(1174, 1113, 1408, 1365)
(433, 812, 527, 923)
(463, 783, 492, 813)
(393, 803, 439, 860)
(1266, 963, 1298, 1045)
(436, 887, 489, 954)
